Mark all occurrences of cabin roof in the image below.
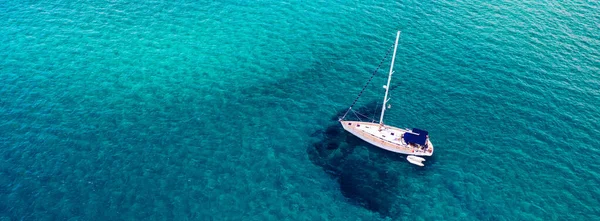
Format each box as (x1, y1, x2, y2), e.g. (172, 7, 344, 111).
(403, 128, 428, 145)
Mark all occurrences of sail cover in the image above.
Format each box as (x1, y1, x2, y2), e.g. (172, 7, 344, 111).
(403, 128, 428, 145)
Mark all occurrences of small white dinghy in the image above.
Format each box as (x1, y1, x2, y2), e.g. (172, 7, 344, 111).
(407, 155, 426, 166)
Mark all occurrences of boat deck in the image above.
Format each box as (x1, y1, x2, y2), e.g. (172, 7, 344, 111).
(340, 121, 433, 156)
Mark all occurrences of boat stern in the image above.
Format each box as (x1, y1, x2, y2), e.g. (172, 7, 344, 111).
(426, 138, 434, 156)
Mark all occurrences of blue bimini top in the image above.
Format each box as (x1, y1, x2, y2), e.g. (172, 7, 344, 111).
(403, 128, 429, 145)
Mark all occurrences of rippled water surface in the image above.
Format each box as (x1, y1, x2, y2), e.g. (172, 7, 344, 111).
(1, 1, 599, 220)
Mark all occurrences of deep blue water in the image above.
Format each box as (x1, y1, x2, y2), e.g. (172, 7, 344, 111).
(1, 0, 600, 220)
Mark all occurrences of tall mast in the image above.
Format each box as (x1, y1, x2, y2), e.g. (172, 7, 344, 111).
(379, 31, 401, 128)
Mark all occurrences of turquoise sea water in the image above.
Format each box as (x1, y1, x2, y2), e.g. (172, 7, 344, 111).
(2, 0, 600, 220)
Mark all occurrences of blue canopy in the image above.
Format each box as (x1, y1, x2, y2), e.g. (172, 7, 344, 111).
(403, 128, 429, 145)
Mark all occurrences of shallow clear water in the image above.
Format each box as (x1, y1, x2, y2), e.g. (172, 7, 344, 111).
(1, 0, 599, 220)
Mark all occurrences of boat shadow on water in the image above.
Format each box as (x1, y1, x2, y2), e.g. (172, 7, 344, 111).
(307, 101, 436, 217)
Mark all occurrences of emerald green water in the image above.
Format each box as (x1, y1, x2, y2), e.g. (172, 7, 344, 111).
(1, 1, 599, 220)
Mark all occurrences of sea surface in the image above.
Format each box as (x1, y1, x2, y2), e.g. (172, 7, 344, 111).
(1, 0, 600, 220)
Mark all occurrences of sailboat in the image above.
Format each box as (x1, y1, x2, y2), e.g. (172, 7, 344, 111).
(339, 31, 434, 158)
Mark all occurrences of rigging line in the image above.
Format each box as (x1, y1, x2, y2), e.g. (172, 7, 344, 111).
(372, 101, 379, 122)
(351, 109, 362, 122)
(339, 44, 395, 121)
(353, 109, 376, 122)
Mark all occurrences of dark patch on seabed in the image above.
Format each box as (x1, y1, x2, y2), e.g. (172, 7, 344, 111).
(307, 101, 426, 218)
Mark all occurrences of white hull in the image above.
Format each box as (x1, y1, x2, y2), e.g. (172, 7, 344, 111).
(340, 121, 433, 156)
